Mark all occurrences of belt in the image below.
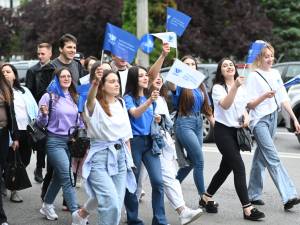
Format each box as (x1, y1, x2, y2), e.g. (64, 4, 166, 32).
(114, 144, 122, 150)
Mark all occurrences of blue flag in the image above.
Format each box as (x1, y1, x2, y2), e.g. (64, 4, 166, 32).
(103, 23, 140, 63)
(47, 75, 65, 97)
(246, 40, 266, 64)
(76, 83, 91, 113)
(166, 7, 191, 37)
(140, 34, 154, 54)
(284, 75, 300, 89)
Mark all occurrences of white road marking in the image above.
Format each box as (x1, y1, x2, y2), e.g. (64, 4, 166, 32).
(203, 146, 300, 159)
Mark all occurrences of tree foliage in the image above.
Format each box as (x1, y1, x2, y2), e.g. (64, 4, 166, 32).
(260, 0, 300, 61)
(176, 0, 273, 62)
(19, 0, 123, 59)
(0, 7, 19, 58)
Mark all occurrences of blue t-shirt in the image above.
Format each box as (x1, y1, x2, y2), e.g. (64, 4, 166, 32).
(172, 86, 204, 113)
(124, 95, 154, 136)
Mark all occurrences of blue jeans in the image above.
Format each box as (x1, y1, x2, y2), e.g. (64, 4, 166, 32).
(44, 134, 78, 213)
(87, 146, 126, 225)
(248, 111, 298, 204)
(124, 135, 168, 225)
(175, 113, 205, 195)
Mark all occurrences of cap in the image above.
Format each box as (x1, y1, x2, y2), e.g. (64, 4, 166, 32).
(74, 52, 84, 61)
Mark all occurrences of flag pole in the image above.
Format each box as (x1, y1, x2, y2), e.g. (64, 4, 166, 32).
(242, 64, 247, 77)
(100, 50, 104, 65)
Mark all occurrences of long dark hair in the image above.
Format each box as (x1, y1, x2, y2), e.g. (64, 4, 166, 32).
(0, 70, 13, 104)
(54, 67, 78, 104)
(96, 70, 119, 116)
(213, 58, 239, 86)
(124, 66, 149, 100)
(1, 63, 25, 93)
(178, 55, 212, 116)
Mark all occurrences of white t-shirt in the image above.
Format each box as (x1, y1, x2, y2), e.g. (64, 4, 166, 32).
(119, 69, 128, 96)
(13, 90, 30, 130)
(246, 68, 289, 129)
(212, 84, 247, 128)
(84, 99, 132, 141)
(154, 96, 171, 119)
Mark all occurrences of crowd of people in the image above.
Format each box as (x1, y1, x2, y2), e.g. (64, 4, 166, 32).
(0, 33, 300, 225)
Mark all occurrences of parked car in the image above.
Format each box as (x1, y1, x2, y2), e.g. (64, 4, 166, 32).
(272, 62, 300, 86)
(160, 63, 217, 143)
(281, 82, 300, 144)
(10, 60, 39, 84)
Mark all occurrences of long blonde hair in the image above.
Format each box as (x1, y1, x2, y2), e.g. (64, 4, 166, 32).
(251, 41, 274, 70)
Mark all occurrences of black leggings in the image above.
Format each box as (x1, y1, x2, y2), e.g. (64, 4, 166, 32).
(206, 122, 250, 206)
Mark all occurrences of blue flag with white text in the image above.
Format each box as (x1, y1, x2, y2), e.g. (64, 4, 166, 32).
(47, 75, 65, 98)
(103, 23, 140, 63)
(77, 83, 91, 113)
(246, 40, 266, 64)
(166, 7, 191, 37)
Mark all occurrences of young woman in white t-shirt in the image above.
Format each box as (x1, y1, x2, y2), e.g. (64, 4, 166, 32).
(76, 69, 135, 225)
(246, 42, 300, 211)
(202, 58, 265, 221)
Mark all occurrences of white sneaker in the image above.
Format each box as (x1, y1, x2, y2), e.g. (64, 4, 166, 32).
(40, 203, 58, 220)
(1, 222, 9, 225)
(179, 207, 203, 225)
(72, 210, 88, 225)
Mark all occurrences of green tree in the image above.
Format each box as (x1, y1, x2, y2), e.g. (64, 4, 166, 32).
(260, 0, 300, 61)
(0, 7, 19, 59)
(176, 0, 273, 62)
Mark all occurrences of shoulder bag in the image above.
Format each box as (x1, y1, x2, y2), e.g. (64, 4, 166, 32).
(26, 93, 53, 150)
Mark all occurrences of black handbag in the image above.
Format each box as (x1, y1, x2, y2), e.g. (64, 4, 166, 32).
(237, 127, 252, 152)
(68, 124, 90, 187)
(4, 148, 32, 191)
(27, 120, 47, 148)
(68, 126, 90, 158)
(27, 93, 53, 150)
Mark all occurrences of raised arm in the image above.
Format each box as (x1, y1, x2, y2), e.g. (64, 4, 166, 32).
(148, 43, 170, 82)
(86, 67, 103, 115)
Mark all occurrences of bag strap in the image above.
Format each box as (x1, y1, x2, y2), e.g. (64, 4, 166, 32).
(223, 84, 243, 124)
(255, 71, 279, 109)
(45, 93, 53, 128)
(69, 156, 81, 187)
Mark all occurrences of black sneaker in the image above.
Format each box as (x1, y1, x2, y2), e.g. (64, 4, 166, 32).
(244, 208, 265, 221)
(34, 168, 43, 183)
(284, 198, 300, 210)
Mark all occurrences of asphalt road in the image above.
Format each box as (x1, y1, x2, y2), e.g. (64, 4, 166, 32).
(3, 127, 300, 225)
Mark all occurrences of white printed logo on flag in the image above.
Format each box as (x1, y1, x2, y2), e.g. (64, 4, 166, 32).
(166, 59, 206, 89)
(152, 32, 177, 48)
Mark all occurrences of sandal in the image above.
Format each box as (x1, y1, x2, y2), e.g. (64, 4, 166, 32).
(243, 204, 265, 221)
(199, 193, 218, 213)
